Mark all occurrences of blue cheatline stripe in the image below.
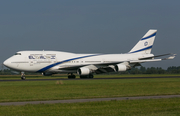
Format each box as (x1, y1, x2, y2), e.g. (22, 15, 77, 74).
(36, 54, 99, 73)
(129, 45, 153, 54)
(141, 32, 156, 41)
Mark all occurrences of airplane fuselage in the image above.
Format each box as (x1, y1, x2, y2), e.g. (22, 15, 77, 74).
(4, 51, 153, 73)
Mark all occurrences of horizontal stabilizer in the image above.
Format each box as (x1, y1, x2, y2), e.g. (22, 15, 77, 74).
(162, 54, 176, 60)
(131, 54, 176, 63)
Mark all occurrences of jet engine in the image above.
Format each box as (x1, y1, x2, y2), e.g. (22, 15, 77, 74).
(77, 67, 91, 75)
(115, 64, 127, 72)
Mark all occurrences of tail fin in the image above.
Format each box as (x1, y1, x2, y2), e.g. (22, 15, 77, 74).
(129, 29, 157, 54)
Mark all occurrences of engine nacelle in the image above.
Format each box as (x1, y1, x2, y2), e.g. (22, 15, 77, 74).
(77, 67, 91, 75)
(42, 72, 53, 76)
(115, 64, 127, 72)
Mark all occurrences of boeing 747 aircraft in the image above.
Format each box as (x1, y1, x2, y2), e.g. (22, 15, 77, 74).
(3, 29, 176, 80)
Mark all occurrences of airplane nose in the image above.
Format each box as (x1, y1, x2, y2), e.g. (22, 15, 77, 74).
(3, 59, 11, 67)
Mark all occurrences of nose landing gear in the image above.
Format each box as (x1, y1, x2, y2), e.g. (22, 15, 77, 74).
(21, 72, 26, 80)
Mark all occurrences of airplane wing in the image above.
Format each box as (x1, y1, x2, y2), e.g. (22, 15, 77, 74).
(59, 64, 88, 70)
(58, 53, 176, 74)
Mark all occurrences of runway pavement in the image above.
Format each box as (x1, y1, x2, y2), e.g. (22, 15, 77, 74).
(0, 95, 180, 106)
(0, 76, 180, 82)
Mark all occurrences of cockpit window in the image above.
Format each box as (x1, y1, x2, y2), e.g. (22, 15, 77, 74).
(15, 53, 21, 55)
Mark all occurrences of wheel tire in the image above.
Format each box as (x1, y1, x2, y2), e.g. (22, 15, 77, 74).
(80, 75, 93, 79)
(68, 75, 71, 79)
(68, 75, 76, 79)
(89, 74, 94, 78)
(21, 76, 26, 80)
(80, 76, 85, 79)
(72, 75, 76, 79)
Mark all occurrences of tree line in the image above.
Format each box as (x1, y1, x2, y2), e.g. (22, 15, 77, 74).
(122, 66, 180, 74)
(0, 66, 180, 75)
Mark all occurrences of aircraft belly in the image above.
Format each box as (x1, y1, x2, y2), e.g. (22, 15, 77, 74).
(48, 70, 76, 73)
(16, 63, 50, 72)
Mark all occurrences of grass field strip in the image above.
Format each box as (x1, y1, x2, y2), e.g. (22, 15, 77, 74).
(0, 95, 180, 106)
(1, 76, 180, 82)
(0, 76, 180, 104)
(1, 74, 180, 80)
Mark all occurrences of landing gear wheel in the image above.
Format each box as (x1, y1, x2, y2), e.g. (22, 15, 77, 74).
(80, 75, 85, 79)
(80, 74, 94, 79)
(21, 76, 26, 80)
(21, 72, 26, 80)
(68, 73, 76, 79)
(89, 74, 94, 78)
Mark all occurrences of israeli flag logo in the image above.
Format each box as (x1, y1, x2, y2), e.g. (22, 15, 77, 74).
(144, 41, 148, 46)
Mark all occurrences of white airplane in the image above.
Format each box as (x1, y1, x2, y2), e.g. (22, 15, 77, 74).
(3, 29, 176, 80)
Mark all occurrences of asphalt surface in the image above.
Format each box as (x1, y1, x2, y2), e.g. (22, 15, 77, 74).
(0, 76, 180, 82)
(0, 95, 180, 106)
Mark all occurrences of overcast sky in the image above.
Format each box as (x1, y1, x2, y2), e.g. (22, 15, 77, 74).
(0, 0, 179, 69)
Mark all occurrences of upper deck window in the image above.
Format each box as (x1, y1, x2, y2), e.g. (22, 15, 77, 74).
(15, 53, 21, 55)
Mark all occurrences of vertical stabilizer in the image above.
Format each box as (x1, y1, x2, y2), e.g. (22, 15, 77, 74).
(129, 29, 157, 54)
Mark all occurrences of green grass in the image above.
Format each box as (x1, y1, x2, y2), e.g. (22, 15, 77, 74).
(0, 75, 180, 115)
(0, 78, 180, 102)
(0, 98, 180, 116)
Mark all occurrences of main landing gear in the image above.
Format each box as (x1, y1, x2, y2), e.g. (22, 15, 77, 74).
(80, 74, 94, 79)
(68, 73, 76, 79)
(21, 72, 26, 80)
(68, 73, 94, 79)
